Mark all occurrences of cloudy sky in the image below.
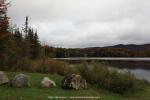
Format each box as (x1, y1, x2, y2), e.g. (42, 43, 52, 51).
(8, 0, 150, 48)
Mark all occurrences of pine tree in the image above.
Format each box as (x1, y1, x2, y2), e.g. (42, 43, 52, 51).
(13, 28, 23, 44)
(24, 16, 28, 34)
(11, 28, 25, 69)
(23, 16, 31, 59)
(32, 31, 41, 59)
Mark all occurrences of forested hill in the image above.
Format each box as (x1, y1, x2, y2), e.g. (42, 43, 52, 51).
(44, 44, 150, 58)
(106, 44, 150, 51)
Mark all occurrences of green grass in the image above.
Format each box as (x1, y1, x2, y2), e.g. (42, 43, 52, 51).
(0, 72, 150, 100)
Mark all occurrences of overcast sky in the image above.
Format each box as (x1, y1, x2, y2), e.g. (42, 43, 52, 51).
(8, 0, 150, 48)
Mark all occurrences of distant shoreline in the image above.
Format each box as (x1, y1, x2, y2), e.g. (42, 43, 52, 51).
(54, 57, 150, 61)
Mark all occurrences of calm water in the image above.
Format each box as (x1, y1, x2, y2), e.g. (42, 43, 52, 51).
(126, 69, 150, 81)
(110, 67, 150, 81)
(55, 57, 150, 81)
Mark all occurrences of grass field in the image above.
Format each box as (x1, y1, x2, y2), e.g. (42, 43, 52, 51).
(0, 72, 150, 100)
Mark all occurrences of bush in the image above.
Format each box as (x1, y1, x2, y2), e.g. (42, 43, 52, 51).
(74, 63, 146, 94)
(28, 59, 71, 75)
(4, 58, 71, 76)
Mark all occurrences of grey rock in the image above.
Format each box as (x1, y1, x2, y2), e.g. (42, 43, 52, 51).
(62, 74, 87, 90)
(0, 71, 9, 85)
(10, 74, 30, 88)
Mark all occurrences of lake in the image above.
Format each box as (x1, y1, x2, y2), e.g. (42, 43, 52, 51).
(54, 57, 150, 82)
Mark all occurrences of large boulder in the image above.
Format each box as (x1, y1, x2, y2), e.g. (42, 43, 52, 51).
(0, 71, 9, 85)
(62, 74, 87, 90)
(41, 77, 56, 88)
(10, 74, 30, 88)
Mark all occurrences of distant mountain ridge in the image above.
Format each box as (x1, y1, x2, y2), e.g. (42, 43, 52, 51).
(106, 44, 150, 51)
(44, 43, 150, 57)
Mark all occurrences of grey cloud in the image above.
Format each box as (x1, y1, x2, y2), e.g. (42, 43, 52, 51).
(8, 0, 150, 48)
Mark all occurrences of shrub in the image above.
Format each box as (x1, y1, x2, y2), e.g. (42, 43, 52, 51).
(4, 58, 71, 76)
(74, 63, 146, 94)
(28, 59, 71, 75)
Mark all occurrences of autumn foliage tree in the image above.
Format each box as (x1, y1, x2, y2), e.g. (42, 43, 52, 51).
(0, 0, 12, 69)
(0, 0, 9, 35)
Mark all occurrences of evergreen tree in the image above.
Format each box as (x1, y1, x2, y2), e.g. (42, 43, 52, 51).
(13, 28, 23, 44)
(24, 16, 28, 34)
(32, 31, 41, 59)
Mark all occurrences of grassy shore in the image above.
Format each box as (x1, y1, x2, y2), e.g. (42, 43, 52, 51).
(0, 72, 150, 100)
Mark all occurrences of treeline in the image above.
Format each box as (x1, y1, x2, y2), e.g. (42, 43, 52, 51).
(44, 46, 150, 58)
(0, 1, 42, 70)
